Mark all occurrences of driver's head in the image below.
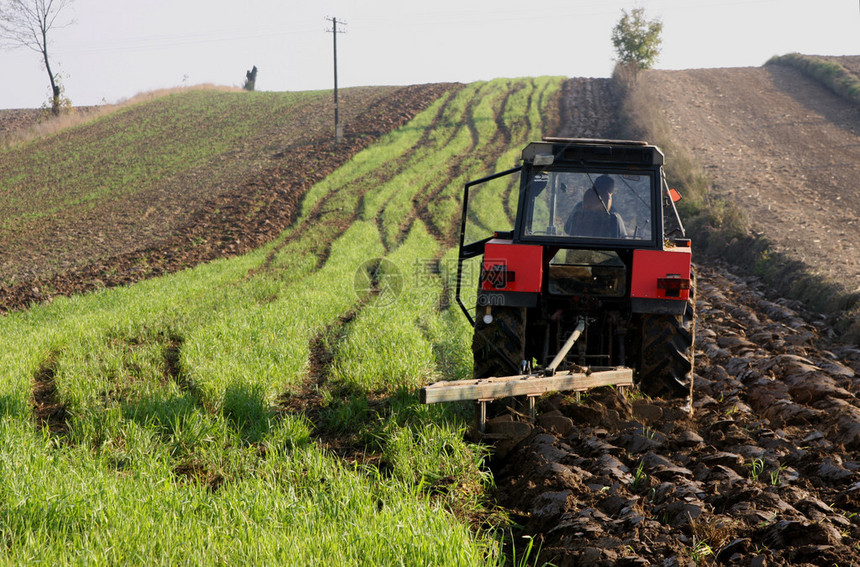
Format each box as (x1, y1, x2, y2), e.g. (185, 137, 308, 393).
(583, 175, 615, 210)
(594, 175, 615, 199)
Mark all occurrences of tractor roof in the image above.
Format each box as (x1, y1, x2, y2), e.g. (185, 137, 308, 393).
(522, 137, 664, 167)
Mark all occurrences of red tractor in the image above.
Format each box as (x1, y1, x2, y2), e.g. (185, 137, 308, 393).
(423, 138, 694, 424)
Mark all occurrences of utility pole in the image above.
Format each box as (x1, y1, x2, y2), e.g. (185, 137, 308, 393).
(325, 17, 347, 143)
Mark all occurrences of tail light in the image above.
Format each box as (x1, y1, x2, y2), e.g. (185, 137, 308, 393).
(481, 264, 516, 289)
(657, 276, 690, 297)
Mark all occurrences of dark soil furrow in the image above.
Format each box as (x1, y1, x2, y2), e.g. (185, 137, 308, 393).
(31, 355, 68, 436)
(399, 85, 468, 158)
(556, 77, 621, 138)
(488, 74, 860, 564)
(375, 195, 395, 251)
(249, 162, 397, 278)
(280, 312, 356, 412)
(414, 186, 457, 248)
(385, 86, 486, 250)
(395, 172, 453, 250)
(492, 260, 860, 565)
(538, 77, 564, 137)
(496, 83, 529, 225)
(161, 334, 202, 401)
(275, 309, 380, 465)
(260, 86, 465, 265)
(491, 82, 520, 147)
(405, 82, 545, 249)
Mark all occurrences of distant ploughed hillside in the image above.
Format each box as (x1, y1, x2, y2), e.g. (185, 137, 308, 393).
(641, 57, 860, 299)
(0, 84, 456, 310)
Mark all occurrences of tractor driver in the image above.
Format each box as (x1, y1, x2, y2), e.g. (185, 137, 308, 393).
(564, 174, 627, 238)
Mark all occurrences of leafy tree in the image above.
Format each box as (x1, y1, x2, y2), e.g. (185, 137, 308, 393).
(611, 7, 662, 70)
(0, 0, 75, 113)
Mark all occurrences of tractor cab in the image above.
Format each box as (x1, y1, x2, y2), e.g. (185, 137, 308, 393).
(458, 138, 687, 319)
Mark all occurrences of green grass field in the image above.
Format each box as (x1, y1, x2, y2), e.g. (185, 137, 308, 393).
(0, 90, 319, 229)
(0, 77, 563, 564)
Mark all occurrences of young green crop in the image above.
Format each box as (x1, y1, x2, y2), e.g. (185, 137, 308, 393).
(328, 221, 443, 392)
(0, 76, 564, 564)
(0, 419, 498, 565)
(299, 90, 456, 220)
(0, 91, 320, 228)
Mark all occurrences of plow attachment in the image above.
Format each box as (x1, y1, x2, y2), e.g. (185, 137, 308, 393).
(420, 366, 633, 437)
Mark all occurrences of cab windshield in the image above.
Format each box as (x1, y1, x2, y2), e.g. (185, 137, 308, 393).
(522, 170, 654, 242)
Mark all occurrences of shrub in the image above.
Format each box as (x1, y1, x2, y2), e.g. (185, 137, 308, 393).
(767, 53, 860, 105)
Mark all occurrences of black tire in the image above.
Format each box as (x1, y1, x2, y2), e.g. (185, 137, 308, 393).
(637, 288, 696, 400)
(472, 306, 526, 379)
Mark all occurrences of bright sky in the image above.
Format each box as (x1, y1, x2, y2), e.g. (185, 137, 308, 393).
(1, 0, 858, 109)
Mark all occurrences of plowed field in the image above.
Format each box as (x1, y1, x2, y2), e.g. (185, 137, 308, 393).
(0, 84, 454, 311)
(644, 63, 860, 290)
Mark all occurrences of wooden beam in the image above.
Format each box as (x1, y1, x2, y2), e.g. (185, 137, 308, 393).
(420, 367, 634, 404)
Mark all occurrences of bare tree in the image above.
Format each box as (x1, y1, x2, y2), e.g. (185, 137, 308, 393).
(0, 0, 74, 113)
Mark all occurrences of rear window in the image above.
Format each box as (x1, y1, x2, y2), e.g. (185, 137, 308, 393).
(523, 171, 654, 242)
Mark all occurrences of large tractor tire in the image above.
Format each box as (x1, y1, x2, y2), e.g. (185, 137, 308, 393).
(637, 293, 695, 400)
(472, 306, 526, 379)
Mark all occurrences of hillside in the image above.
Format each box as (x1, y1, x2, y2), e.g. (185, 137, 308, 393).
(0, 78, 566, 564)
(0, 84, 452, 310)
(642, 62, 860, 301)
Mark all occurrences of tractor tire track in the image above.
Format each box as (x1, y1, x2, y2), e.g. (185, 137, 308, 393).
(370, 89, 466, 251)
(406, 81, 532, 250)
(538, 77, 564, 138)
(31, 354, 68, 436)
(253, 86, 464, 274)
(276, 305, 388, 468)
(381, 85, 486, 251)
(408, 85, 495, 246)
(161, 333, 205, 403)
(277, 309, 358, 419)
(491, 81, 519, 148)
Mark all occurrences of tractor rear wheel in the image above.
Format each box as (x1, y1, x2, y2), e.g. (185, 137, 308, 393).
(472, 306, 526, 379)
(637, 294, 695, 400)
